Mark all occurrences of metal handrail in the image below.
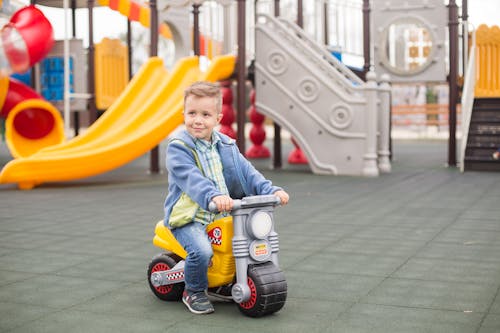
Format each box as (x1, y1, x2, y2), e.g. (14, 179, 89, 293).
(459, 24, 476, 172)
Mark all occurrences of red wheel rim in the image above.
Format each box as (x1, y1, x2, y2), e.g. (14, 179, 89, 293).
(151, 262, 172, 294)
(239, 277, 257, 309)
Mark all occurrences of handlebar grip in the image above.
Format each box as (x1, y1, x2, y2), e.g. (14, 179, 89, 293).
(208, 199, 242, 213)
(208, 201, 217, 212)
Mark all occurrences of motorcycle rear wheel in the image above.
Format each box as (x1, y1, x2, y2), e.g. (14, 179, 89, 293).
(147, 252, 184, 301)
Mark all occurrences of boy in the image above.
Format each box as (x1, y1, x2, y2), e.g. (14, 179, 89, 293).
(163, 81, 289, 314)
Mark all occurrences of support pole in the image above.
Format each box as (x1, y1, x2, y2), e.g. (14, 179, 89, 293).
(149, 0, 159, 173)
(362, 0, 370, 78)
(71, 0, 79, 136)
(323, 0, 329, 45)
(273, 0, 282, 169)
(297, 0, 303, 28)
(87, 0, 97, 124)
(127, 19, 132, 80)
(192, 4, 201, 56)
(462, 0, 468, 77)
(448, 0, 458, 167)
(236, 0, 246, 153)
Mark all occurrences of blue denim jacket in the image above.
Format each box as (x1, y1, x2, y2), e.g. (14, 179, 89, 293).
(163, 129, 282, 227)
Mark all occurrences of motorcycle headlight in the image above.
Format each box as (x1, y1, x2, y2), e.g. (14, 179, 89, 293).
(248, 211, 273, 239)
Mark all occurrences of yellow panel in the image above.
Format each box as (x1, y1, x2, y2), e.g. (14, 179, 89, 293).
(475, 24, 500, 97)
(94, 38, 129, 110)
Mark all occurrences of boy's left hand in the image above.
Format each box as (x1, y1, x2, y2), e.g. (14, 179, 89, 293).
(274, 190, 289, 206)
(212, 195, 234, 212)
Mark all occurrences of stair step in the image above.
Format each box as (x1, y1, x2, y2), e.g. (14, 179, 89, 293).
(465, 147, 499, 158)
(469, 123, 500, 130)
(464, 159, 500, 172)
(471, 112, 500, 122)
(466, 135, 500, 147)
(472, 106, 500, 112)
(473, 98, 500, 108)
(468, 131, 500, 136)
(466, 142, 500, 148)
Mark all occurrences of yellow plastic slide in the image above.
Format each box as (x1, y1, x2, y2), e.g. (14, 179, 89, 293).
(0, 55, 236, 189)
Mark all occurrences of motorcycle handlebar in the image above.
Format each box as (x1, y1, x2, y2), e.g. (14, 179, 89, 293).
(208, 195, 281, 213)
(208, 200, 241, 213)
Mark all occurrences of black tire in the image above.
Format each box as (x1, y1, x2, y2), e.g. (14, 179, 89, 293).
(237, 262, 287, 317)
(147, 253, 184, 301)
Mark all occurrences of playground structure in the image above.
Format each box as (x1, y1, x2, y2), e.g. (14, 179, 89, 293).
(255, 14, 391, 176)
(0, 5, 65, 158)
(1, 0, 498, 189)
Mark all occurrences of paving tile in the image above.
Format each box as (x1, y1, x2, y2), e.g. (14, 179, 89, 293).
(490, 293, 500, 314)
(323, 236, 425, 258)
(331, 303, 482, 333)
(451, 218, 500, 232)
(0, 274, 118, 309)
(460, 209, 500, 220)
(371, 215, 454, 228)
(392, 257, 500, 284)
(280, 223, 361, 243)
(361, 277, 497, 312)
(0, 249, 95, 274)
(52, 255, 148, 283)
(0, 301, 58, 332)
(0, 231, 72, 250)
(39, 236, 147, 256)
(433, 228, 500, 245)
(478, 314, 500, 333)
(295, 251, 408, 277)
(349, 224, 442, 242)
(285, 269, 384, 303)
(0, 270, 38, 286)
(278, 248, 316, 269)
(71, 281, 191, 320)
(416, 242, 500, 263)
(8, 309, 175, 333)
(0, 246, 16, 257)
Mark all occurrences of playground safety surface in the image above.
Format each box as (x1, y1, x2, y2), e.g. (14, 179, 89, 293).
(1, 138, 500, 332)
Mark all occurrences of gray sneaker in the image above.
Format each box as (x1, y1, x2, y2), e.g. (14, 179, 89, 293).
(207, 284, 234, 302)
(182, 291, 214, 314)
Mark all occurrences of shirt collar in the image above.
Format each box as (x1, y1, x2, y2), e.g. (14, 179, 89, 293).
(193, 133, 220, 152)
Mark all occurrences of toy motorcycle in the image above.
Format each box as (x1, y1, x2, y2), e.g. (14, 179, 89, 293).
(147, 195, 287, 317)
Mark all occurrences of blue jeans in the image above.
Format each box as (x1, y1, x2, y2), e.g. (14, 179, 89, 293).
(172, 222, 213, 293)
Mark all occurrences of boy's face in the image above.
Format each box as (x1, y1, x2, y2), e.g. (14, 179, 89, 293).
(184, 95, 222, 141)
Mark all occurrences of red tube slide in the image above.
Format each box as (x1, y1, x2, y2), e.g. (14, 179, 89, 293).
(0, 5, 64, 158)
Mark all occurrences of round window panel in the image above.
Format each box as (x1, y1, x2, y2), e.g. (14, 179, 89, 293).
(379, 17, 435, 76)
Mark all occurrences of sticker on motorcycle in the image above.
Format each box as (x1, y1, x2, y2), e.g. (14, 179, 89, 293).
(208, 227, 222, 245)
(250, 240, 271, 261)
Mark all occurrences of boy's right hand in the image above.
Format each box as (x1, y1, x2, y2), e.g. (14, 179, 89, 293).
(212, 195, 233, 212)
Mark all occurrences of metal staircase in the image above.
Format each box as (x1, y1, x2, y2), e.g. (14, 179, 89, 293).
(463, 98, 500, 171)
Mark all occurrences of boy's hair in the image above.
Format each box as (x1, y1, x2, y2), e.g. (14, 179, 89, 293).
(184, 81, 222, 114)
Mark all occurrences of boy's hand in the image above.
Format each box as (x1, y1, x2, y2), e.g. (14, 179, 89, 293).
(212, 195, 233, 212)
(274, 190, 289, 206)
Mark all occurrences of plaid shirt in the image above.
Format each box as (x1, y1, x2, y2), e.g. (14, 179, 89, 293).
(192, 134, 230, 224)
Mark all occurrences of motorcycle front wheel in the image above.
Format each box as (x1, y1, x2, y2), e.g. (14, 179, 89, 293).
(237, 262, 287, 317)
